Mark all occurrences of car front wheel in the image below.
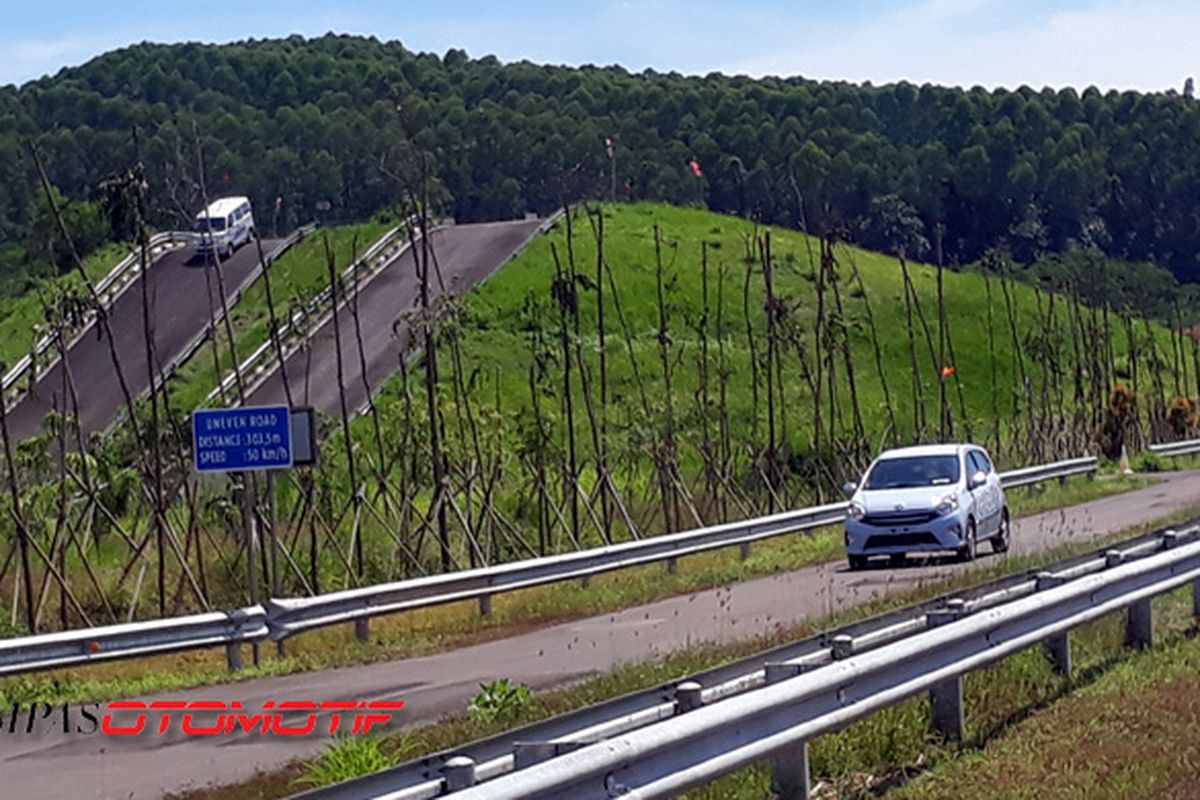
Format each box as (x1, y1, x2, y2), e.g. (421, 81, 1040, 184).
(957, 519, 977, 562)
(848, 554, 869, 571)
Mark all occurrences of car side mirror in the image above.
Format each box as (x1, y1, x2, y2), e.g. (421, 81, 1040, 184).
(841, 482, 857, 497)
(968, 470, 987, 490)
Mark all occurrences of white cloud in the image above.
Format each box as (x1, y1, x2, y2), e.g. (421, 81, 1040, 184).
(722, 0, 1198, 91)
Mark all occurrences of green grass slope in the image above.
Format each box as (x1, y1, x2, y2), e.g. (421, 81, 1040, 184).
(363, 202, 1180, 490)
(0, 242, 127, 368)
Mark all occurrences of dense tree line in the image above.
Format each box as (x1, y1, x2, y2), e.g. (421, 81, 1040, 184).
(4, 33, 1200, 300)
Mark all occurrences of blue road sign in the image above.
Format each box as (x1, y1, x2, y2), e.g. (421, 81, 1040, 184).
(192, 405, 292, 473)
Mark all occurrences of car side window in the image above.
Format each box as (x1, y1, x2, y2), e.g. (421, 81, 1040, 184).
(975, 450, 994, 474)
(966, 451, 984, 476)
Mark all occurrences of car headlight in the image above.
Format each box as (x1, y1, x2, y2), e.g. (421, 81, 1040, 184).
(848, 502, 866, 520)
(934, 494, 959, 515)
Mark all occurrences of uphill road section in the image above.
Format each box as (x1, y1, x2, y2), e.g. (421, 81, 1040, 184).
(8, 239, 281, 441)
(245, 218, 543, 415)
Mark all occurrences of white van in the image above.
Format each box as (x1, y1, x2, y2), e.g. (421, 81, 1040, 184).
(194, 196, 255, 259)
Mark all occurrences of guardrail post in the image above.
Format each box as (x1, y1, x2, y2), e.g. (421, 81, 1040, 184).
(1126, 598, 1154, 650)
(225, 642, 243, 672)
(354, 618, 370, 643)
(1162, 531, 1200, 616)
(1103, 551, 1155, 649)
(765, 662, 815, 800)
(666, 557, 678, 575)
(740, 541, 752, 560)
(443, 755, 477, 791)
(830, 634, 855, 661)
(479, 594, 493, 618)
(674, 681, 704, 714)
(926, 601, 966, 741)
(1035, 572, 1071, 676)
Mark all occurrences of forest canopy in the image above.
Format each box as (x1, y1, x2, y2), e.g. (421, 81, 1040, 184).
(3, 33, 1200, 301)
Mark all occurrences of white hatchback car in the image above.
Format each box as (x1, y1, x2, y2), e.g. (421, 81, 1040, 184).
(843, 443, 1010, 570)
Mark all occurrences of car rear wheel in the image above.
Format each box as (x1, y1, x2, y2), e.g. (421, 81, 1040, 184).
(957, 519, 977, 562)
(991, 509, 1011, 554)
(848, 554, 869, 571)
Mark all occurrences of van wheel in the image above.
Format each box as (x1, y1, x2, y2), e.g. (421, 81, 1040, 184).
(848, 554, 869, 571)
(991, 509, 1011, 554)
(957, 519, 978, 562)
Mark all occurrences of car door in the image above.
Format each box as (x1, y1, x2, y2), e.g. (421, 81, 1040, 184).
(973, 449, 1003, 534)
(966, 450, 997, 535)
(979, 449, 1003, 530)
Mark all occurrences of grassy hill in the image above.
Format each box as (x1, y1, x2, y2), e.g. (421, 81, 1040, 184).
(0, 201, 1191, 629)
(272, 201, 1192, 575)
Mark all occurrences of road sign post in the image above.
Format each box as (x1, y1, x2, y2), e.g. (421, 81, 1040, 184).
(193, 405, 294, 666)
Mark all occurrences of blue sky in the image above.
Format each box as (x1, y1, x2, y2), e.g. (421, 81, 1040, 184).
(2, 1, 1191, 91)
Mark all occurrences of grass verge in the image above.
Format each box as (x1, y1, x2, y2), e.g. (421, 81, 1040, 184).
(882, 616, 1200, 799)
(0, 242, 128, 366)
(0, 473, 1153, 708)
(166, 501, 1200, 800)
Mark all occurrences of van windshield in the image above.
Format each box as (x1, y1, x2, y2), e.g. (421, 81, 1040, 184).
(864, 455, 961, 490)
(196, 217, 226, 233)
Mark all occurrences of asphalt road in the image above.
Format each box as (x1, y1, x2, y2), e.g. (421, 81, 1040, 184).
(245, 219, 544, 415)
(7, 239, 279, 441)
(4, 471, 1199, 799)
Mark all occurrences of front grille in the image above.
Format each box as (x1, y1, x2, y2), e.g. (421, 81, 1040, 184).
(864, 532, 940, 549)
(861, 511, 939, 527)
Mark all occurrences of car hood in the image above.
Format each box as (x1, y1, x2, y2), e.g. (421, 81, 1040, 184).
(855, 486, 959, 513)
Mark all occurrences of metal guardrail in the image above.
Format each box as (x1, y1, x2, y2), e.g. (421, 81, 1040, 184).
(997, 455, 1098, 488)
(267, 501, 852, 640)
(1, 232, 190, 402)
(293, 478, 1153, 800)
(206, 220, 414, 405)
(267, 456, 1097, 640)
(1148, 438, 1200, 458)
(430, 524, 1200, 800)
(0, 605, 267, 676)
(0, 455, 1098, 680)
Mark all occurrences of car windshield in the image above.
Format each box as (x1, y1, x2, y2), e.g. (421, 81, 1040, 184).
(864, 455, 961, 490)
(195, 216, 226, 232)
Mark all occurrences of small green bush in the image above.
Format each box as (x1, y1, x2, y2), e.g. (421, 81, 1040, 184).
(1131, 451, 1166, 473)
(468, 678, 532, 724)
(296, 735, 401, 788)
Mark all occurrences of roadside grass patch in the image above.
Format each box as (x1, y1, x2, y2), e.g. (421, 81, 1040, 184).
(0, 241, 127, 366)
(296, 733, 420, 790)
